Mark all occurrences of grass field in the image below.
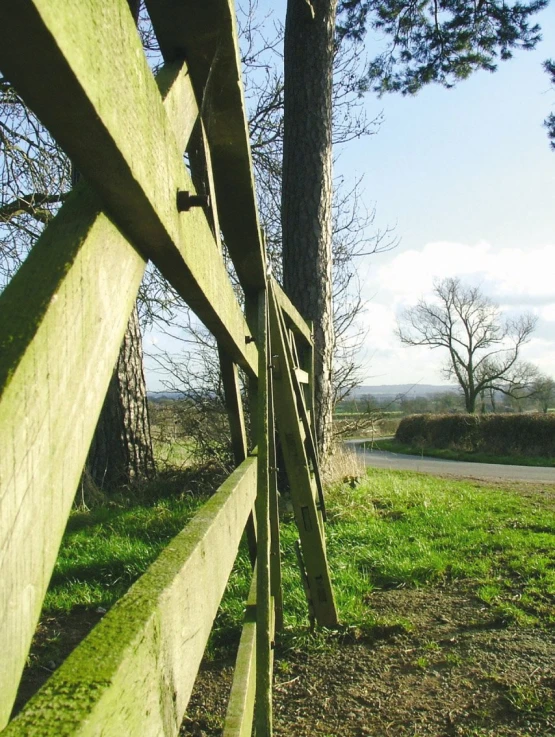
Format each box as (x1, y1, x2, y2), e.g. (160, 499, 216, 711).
(16, 464, 555, 734)
(25, 467, 555, 660)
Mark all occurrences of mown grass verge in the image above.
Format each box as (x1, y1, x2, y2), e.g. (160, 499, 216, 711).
(25, 467, 555, 685)
(367, 437, 555, 467)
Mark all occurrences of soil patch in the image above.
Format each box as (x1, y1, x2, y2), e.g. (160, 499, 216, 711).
(182, 584, 555, 736)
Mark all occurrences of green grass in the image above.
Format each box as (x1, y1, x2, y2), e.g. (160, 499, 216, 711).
(151, 437, 194, 469)
(40, 467, 555, 664)
(210, 469, 555, 656)
(44, 482, 209, 614)
(367, 437, 555, 467)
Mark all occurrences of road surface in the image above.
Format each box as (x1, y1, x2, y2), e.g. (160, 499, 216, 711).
(346, 440, 555, 484)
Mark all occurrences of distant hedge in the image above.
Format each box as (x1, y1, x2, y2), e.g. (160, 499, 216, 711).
(395, 413, 555, 458)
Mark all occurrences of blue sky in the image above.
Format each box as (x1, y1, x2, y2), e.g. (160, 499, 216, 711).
(146, 2, 555, 390)
(340, 6, 555, 385)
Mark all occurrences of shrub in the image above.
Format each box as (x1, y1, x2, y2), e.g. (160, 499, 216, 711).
(395, 413, 555, 457)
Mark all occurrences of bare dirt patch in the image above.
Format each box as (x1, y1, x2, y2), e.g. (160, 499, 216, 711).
(182, 584, 555, 736)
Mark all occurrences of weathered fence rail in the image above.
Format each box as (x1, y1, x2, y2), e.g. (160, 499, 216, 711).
(0, 1, 337, 734)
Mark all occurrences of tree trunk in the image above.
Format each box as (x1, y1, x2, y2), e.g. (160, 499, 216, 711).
(282, 0, 337, 461)
(82, 0, 154, 492)
(86, 304, 155, 489)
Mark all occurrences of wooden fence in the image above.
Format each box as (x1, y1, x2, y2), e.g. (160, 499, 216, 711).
(0, 1, 337, 734)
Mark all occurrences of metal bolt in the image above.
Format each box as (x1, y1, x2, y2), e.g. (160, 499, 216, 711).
(177, 190, 210, 212)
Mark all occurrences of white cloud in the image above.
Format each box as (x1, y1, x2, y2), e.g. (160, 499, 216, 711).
(359, 240, 555, 383)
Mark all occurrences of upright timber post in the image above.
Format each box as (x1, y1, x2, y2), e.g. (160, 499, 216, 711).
(268, 284, 338, 627)
(255, 288, 273, 736)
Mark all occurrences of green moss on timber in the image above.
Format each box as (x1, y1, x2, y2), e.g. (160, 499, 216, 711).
(6, 457, 257, 735)
(0, 186, 102, 392)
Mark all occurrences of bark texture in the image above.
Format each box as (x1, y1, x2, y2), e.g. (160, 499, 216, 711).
(83, 0, 154, 491)
(282, 0, 338, 461)
(86, 304, 155, 488)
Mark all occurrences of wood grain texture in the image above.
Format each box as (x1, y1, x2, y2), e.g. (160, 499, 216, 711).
(255, 290, 273, 737)
(268, 286, 338, 628)
(0, 0, 257, 376)
(0, 58, 213, 729)
(0, 187, 146, 729)
(5, 458, 257, 737)
(272, 279, 312, 346)
(222, 572, 257, 737)
(145, 0, 266, 298)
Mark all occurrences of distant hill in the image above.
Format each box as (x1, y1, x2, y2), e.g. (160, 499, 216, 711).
(148, 391, 184, 401)
(348, 384, 459, 399)
(149, 385, 460, 402)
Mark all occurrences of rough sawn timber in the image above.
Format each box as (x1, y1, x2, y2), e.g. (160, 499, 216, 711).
(268, 286, 338, 627)
(4, 457, 257, 737)
(0, 58, 236, 730)
(0, 0, 257, 377)
(145, 0, 266, 296)
(222, 572, 257, 737)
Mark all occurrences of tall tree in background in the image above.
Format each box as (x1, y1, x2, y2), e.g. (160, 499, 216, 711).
(281, 0, 547, 458)
(397, 277, 537, 413)
(282, 0, 338, 462)
(86, 306, 155, 488)
(83, 0, 154, 489)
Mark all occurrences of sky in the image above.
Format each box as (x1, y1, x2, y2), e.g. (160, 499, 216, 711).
(146, 2, 555, 391)
(334, 8, 555, 387)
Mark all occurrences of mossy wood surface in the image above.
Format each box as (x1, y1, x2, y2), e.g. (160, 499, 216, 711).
(219, 349, 248, 465)
(5, 458, 257, 737)
(223, 572, 258, 737)
(0, 0, 257, 376)
(272, 278, 312, 345)
(0, 58, 207, 729)
(269, 287, 338, 627)
(0, 189, 146, 730)
(219, 347, 257, 564)
(255, 291, 273, 736)
(268, 352, 284, 632)
(0, 2, 335, 733)
(145, 0, 266, 298)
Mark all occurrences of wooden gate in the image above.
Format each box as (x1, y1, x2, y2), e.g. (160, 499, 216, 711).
(0, 1, 337, 734)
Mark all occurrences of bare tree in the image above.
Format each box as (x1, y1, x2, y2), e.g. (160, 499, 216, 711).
(397, 277, 537, 413)
(0, 77, 70, 284)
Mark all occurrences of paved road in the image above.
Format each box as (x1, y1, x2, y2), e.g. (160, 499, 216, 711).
(346, 440, 555, 484)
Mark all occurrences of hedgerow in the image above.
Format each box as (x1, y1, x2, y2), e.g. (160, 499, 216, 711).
(395, 413, 555, 457)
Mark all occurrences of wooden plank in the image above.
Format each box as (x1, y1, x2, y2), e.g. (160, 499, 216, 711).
(222, 571, 257, 737)
(255, 290, 273, 737)
(272, 279, 312, 346)
(145, 0, 266, 295)
(276, 310, 327, 524)
(0, 60, 202, 730)
(268, 353, 284, 633)
(219, 349, 248, 465)
(187, 118, 222, 248)
(5, 457, 258, 737)
(294, 368, 310, 385)
(268, 286, 338, 628)
(0, 0, 257, 377)
(219, 347, 257, 566)
(0, 187, 147, 730)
